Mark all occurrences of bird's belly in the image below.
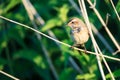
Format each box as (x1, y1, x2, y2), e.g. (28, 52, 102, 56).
(73, 32, 89, 44)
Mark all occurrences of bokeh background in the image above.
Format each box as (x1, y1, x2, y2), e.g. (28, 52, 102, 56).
(0, 0, 120, 80)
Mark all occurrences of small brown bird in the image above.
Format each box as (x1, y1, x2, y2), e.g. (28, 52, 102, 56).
(67, 17, 89, 50)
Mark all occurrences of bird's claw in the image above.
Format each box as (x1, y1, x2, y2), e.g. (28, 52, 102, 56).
(70, 46, 75, 50)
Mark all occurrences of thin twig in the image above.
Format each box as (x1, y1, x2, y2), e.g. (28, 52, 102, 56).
(0, 16, 120, 62)
(91, 24, 114, 53)
(78, 0, 106, 79)
(96, 44, 115, 80)
(0, 70, 19, 80)
(89, 0, 96, 9)
(69, 0, 113, 53)
(22, 0, 59, 80)
(105, 13, 110, 25)
(82, 1, 115, 79)
(113, 50, 120, 55)
(109, 0, 120, 21)
(87, 0, 120, 55)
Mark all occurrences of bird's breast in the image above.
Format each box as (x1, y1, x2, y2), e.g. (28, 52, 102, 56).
(72, 30, 89, 45)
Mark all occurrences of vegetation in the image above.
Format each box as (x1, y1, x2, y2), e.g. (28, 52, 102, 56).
(0, 0, 120, 80)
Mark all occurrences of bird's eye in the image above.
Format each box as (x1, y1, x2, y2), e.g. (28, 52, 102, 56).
(71, 21, 74, 24)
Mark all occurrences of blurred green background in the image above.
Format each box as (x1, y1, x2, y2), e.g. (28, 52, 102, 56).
(0, 0, 120, 80)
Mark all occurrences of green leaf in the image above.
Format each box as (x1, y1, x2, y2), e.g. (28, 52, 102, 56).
(58, 4, 69, 22)
(3, 0, 21, 14)
(41, 18, 62, 31)
(106, 69, 120, 79)
(116, 0, 120, 13)
(81, 52, 90, 62)
(0, 38, 7, 54)
(59, 68, 76, 80)
(76, 73, 96, 80)
(0, 58, 7, 70)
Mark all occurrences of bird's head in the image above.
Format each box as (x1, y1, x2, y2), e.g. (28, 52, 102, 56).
(67, 17, 82, 29)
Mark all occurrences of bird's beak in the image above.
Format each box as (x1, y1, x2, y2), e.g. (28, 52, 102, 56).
(67, 22, 71, 27)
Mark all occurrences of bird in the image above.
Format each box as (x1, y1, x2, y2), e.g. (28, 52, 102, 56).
(67, 17, 89, 51)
